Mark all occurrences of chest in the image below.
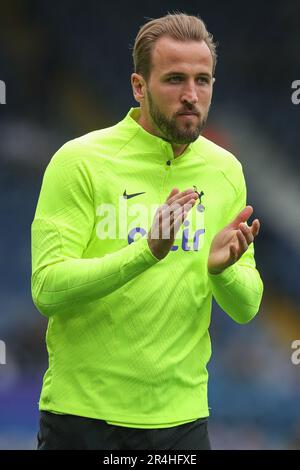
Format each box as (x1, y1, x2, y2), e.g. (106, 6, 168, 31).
(88, 157, 233, 256)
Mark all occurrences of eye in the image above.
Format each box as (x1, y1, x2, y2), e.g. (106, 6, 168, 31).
(197, 76, 209, 85)
(167, 76, 182, 83)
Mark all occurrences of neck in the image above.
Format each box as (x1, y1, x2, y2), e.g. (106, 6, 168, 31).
(137, 111, 189, 158)
(171, 143, 189, 158)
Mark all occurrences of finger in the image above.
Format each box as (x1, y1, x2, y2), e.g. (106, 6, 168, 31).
(166, 187, 180, 202)
(172, 207, 188, 234)
(228, 205, 253, 229)
(167, 200, 196, 227)
(159, 196, 196, 219)
(167, 192, 196, 208)
(168, 193, 198, 210)
(161, 204, 183, 239)
(152, 207, 163, 240)
(236, 229, 249, 252)
(166, 188, 197, 206)
(158, 208, 163, 239)
(229, 243, 238, 262)
(251, 219, 260, 237)
(149, 207, 162, 240)
(168, 208, 175, 240)
(181, 200, 197, 215)
(239, 222, 254, 245)
(172, 199, 196, 234)
(160, 198, 196, 239)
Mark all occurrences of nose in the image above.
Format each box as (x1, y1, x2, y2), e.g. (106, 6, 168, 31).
(181, 80, 198, 105)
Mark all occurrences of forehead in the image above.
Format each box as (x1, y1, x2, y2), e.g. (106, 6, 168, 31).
(150, 36, 213, 75)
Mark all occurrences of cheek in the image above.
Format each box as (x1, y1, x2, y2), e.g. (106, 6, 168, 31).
(159, 87, 179, 103)
(153, 88, 178, 114)
(198, 88, 213, 107)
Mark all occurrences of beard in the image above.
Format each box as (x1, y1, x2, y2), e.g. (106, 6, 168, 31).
(147, 89, 209, 144)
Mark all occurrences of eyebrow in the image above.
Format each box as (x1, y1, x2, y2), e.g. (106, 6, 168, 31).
(162, 71, 212, 79)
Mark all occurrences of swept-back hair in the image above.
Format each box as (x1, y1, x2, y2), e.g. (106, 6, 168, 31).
(132, 12, 217, 81)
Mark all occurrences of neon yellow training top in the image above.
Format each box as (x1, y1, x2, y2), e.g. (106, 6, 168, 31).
(31, 107, 263, 428)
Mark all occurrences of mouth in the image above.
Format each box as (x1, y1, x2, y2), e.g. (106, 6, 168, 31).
(177, 112, 199, 117)
(177, 113, 199, 119)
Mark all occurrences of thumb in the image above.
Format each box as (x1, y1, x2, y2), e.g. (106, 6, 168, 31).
(227, 205, 253, 229)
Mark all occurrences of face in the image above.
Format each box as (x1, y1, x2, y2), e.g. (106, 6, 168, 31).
(132, 36, 214, 145)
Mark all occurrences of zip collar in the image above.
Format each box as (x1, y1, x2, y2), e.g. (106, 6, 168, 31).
(121, 107, 194, 163)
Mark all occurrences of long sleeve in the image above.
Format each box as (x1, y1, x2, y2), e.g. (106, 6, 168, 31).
(207, 163, 264, 324)
(31, 144, 159, 318)
(208, 243, 263, 323)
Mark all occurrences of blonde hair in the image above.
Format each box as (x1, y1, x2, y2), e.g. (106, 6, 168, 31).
(132, 12, 217, 82)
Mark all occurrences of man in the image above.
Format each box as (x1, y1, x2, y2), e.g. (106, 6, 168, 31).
(32, 13, 263, 450)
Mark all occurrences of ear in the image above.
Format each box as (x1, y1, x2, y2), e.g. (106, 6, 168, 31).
(131, 73, 146, 103)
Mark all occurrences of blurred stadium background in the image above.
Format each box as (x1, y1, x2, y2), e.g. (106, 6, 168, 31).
(0, 0, 300, 449)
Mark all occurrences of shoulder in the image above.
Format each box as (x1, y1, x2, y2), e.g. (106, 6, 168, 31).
(192, 135, 244, 193)
(49, 119, 136, 168)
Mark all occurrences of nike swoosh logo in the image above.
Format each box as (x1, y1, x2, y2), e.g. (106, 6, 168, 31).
(123, 190, 146, 199)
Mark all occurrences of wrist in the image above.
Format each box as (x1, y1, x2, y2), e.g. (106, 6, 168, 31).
(208, 263, 238, 285)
